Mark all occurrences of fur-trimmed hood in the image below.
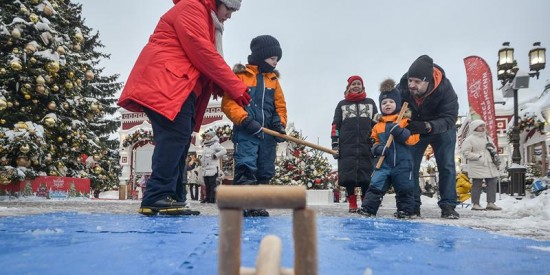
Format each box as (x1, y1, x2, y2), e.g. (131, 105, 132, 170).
(232, 63, 280, 78)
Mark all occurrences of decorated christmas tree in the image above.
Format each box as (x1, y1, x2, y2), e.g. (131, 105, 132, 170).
(272, 128, 333, 190)
(0, 0, 122, 192)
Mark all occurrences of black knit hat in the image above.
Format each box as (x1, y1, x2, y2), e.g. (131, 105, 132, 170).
(407, 55, 433, 82)
(379, 79, 401, 115)
(248, 35, 282, 72)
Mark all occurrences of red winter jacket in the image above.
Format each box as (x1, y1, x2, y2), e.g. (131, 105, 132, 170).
(118, 0, 247, 130)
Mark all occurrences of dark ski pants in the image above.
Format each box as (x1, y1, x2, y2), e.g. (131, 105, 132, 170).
(141, 93, 196, 206)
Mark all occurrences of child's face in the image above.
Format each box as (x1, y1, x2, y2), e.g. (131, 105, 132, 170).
(381, 98, 396, 115)
(347, 80, 363, 93)
(264, 56, 278, 68)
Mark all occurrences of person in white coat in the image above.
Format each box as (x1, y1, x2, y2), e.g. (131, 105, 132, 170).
(201, 130, 227, 203)
(460, 119, 502, 211)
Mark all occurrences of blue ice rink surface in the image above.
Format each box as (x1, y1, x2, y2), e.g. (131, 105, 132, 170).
(0, 213, 549, 274)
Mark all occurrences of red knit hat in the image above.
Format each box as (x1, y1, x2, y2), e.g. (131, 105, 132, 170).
(347, 75, 364, 88)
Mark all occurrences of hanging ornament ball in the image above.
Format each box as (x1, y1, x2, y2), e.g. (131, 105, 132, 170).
(11, 28, 21, 38)
(93, 166, 103, 173)
(64, 80, 73, 90)
(46, 61, 60, 73)
(74, 32, 84, 43)
(15, 121, 28, 130)
(32, 99, 39, 104)
(57, 137, 63, 142)
(0, 68, 6, 75)
(10, 60, 22, 71)
(43, 5, 54, 16)
(24, 94, 31, 100)
(72, 44, 81, 52)
(29, 13, 39, 23)
(307, 182, 313, 188)
(90, 102, 99, 112)
(56, 46, 65, 55)
(47, 101, 56, 110)
(35, 85, 46, 94)
(30, 57, 37, 64)
(25, 43, 37, 53)
(36, 75, 46, 85)
(43, 117, 56, 128)
(16, 156, 31, 168)
(67, 71, 75, 78)
(0, 98, 7, 111)
(51, 85, 59, 92)
(93, 155, 101, 161)
(85, 70, 95, 80)
(20, 5, 29, 14)
(0, 119, 6, 124)
(20, 144, 31, 153)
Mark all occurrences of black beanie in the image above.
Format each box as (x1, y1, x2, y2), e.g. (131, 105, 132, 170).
(407, 55, 433, 82)
(248, 35, 282, 72)
(379, 79, 401, 115)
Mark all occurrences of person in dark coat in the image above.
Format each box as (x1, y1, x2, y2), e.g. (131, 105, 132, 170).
(397, 55, 460, 219)
(331, 75, 378, 213)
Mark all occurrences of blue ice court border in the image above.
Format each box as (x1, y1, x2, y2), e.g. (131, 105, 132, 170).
(1, 213, 549, 274)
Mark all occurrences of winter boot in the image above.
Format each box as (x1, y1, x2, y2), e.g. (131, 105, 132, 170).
(485, 203, 502, 211)
(394, 210, 414, 219)
(471, 204, 484, 211)
(441, 205, 460, 219)
(139, 197, 200, 216)
(348, 195, 358, 213)
(356, 208, 375, 217)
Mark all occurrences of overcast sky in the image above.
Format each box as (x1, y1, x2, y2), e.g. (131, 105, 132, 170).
(76, 0, 550, 156)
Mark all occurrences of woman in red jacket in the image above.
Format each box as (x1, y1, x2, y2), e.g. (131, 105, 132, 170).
(118, 0, 250, 216)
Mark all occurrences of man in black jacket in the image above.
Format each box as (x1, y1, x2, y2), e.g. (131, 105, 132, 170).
(398, 55, 460, 219)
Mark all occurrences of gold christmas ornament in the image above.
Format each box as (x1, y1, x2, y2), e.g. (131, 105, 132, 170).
(24, 94, 31, 100)
(15, 121, 28, 130)
(90, 102, 99, 112)
(0, 119, 6, 124)
(64, 80, 73, 90)
(0, 98, 7, 110)
(20, 144, 30, 153)
(62, 102, 69, 110)
(10, 60, 22, 71)
(67, 71, 75, 78)
(7, 102, 13, 108)
(30, 57, 37, 63)
(46, 61, 60, 73)
(0, 68, 6, 75)
(93, 166, 103, 173)
(47, 101, 56, 110)
(16, 156, 31, 168)
(56, 46, 65, 55)
(24, 83, 32, 89)
(12, 48, 20, 54)
(43, 5, 54, 16)
(32, 99, 38, 104)
(72, 44, 81, 52)
(51, 85, 59, 92)
(93, 155, 101, 161)
(57, 137, 63, 142)
(20, 5, 29, 14)
(35, 85, 46, 94)
(29, 13, 39, 23)
(25, 43, 37, 53)
(43, 117, 56, 127)
(11, 28, 21, 38)
(85, 70, 95, 80)
(36, 75, 46, 85)
(74, 32, 84, 43)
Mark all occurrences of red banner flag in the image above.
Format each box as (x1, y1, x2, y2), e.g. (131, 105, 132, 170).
(464, 56, 498, 147)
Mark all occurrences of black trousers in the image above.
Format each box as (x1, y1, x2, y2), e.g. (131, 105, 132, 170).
(204, 174, 218, 203)
(189, 184, 199, 200)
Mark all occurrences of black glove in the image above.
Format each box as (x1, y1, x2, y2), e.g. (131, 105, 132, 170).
(241, 117, 263, 137)
(331, 142, 339, 159)
(390, 124, 411, 144)
(212, 154, 217, 159)
(406, 121, 428, 135)
(271, 123, 286, 143)
(372, 144, 388, 157)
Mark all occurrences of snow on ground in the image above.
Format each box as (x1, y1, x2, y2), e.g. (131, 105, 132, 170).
(1, 189, 549, 241)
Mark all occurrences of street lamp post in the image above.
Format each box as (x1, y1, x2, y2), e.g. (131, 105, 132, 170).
(497, 42, 546, 196)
